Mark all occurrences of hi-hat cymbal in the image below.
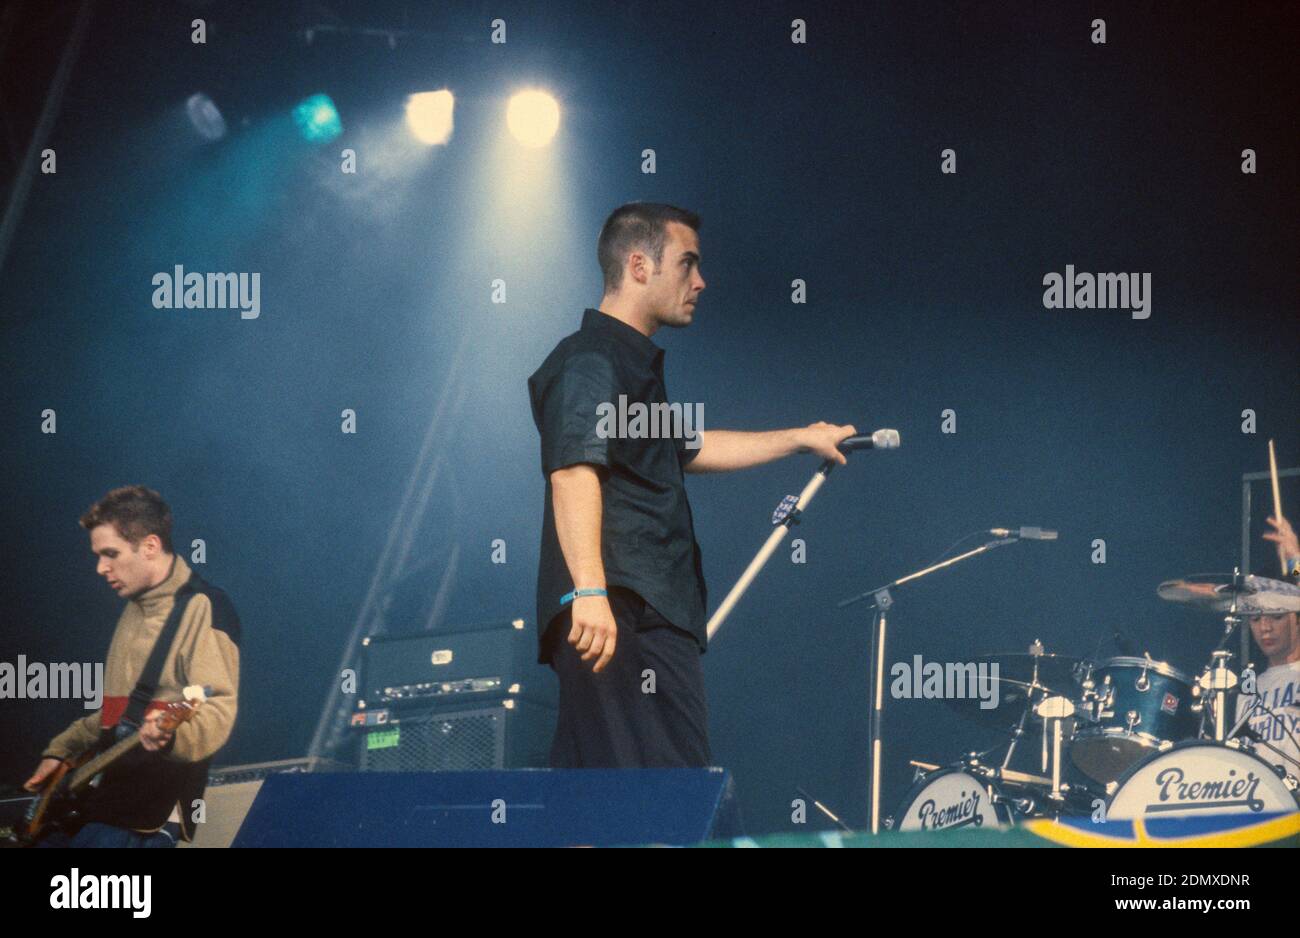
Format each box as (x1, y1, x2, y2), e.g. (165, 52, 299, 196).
(1157, 573, 1300, 615)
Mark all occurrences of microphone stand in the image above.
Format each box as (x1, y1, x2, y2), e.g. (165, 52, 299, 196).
(838, 534, 1022, 834)
(705, 430, 898, 641)
(705, 459, 836, 641)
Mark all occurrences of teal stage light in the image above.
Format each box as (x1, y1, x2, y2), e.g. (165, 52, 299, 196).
(293, 93, 342, 142)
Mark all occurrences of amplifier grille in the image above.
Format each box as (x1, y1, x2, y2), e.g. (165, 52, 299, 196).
(361, 706, 506, 771)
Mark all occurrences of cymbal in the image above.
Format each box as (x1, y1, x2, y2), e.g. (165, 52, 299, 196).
(1157, 573, 1300, 615)
(972, 652, 1081, 693)
(941, 652, 1080, 726)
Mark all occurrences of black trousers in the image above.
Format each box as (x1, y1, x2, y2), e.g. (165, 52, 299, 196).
(545, 586, 711, 768)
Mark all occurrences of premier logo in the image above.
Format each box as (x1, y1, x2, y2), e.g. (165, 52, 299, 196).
(49, 869, 151, 918)
(916, 790, 984, 830)
(1148, 766, 1265, 813)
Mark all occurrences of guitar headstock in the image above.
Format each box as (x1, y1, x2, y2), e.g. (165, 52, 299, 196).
(155, 685, 209, 732)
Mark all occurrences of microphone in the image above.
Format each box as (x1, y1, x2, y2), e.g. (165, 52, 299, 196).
(990, 527, 1059, 540)
(837, 428, 901, 452)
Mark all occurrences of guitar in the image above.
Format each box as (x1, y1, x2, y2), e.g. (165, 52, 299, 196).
(13, 685, 208, 846)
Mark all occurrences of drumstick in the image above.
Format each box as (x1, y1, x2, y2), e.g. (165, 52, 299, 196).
(1269, 439, 1284, 574)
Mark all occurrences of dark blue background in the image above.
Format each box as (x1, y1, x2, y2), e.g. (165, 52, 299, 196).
(1, 1, 1295, 835)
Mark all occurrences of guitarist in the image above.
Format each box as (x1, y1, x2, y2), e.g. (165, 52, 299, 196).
(21, 486, 240, 847)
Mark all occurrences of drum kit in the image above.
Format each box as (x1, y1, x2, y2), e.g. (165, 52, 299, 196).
(889, 571, 1300, 832)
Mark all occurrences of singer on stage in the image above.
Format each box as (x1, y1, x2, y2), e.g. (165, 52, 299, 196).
(527, 201, 855, 768)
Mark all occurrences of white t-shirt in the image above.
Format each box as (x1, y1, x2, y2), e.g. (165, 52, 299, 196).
(1234, 660, 1300, 776)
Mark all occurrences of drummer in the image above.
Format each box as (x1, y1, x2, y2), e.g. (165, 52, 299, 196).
(1234, 512, 1300, 775)
(1263, 512, 1300, 582)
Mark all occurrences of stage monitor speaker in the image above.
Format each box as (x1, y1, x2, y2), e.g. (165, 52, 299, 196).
(231, 768, 740, 847)
(181, 757, 352, 849)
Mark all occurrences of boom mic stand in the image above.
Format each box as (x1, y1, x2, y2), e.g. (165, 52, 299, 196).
(838, 532, 1033, 834)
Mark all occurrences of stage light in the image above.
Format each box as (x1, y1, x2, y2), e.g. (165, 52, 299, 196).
(506, 90, 560, 147)
(293, 93, 342, 142)
(405, 90, 455, 145)
(185, 93, 227, 142)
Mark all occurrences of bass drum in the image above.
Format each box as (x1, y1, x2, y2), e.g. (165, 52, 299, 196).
(890, 768, 1012, 832)
(1107, 740, 1300, 820)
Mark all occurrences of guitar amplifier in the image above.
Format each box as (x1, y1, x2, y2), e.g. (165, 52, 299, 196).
(360, 618, 556, 709)
(358, 698, 555, 771)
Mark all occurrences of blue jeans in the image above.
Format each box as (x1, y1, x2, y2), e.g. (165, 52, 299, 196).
(36, 821, 179, 848)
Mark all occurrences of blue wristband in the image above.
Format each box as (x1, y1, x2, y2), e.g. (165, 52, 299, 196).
(560, 587, 608, 605)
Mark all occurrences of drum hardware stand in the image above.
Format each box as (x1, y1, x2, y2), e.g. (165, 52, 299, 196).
(906, 760, 942, 789)
(964, 756, 1052, 819)
(839, 534, 1024, 834)
(1036, 696, 1076, 804)
(1198, 650, 1239, 742)
(1224, 710, 1273, 766)
(1001, 702, 1034, 771)
(1075, 663, 1115, 726)
(984, 765, 1052, 788)
(1228, 705, 1300, 774)
(1135, 653, 1153, 691)
(794, 787, 854, 833)
(1210, 570, 1246, 655)
(1195, 568, 1247, 741)
(1225, 733, 1300, 779)
(1001, 640, 1051, 772)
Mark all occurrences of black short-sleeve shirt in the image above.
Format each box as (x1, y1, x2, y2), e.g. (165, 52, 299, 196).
(527, 308, 708, 662)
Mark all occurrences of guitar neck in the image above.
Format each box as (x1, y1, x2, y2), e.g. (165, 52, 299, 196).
(67, 732, 143, 793)
(59, 693, 204, 796)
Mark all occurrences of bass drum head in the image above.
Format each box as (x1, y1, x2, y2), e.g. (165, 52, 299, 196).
(891, 769, 1011, 832)
(1107, 740, 1300, 820)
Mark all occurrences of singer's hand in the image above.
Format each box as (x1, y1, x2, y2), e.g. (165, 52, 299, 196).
(798, 422, 857, 465)
(1264, 514, 1299, 566)
(568, 593, 618, 673)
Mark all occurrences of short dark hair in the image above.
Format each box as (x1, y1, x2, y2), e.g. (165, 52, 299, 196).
(597, 202, 701, 293)
(80, 485, 173, 553)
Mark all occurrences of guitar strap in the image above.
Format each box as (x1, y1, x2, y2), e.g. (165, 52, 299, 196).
(115, 572, 201, 740)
